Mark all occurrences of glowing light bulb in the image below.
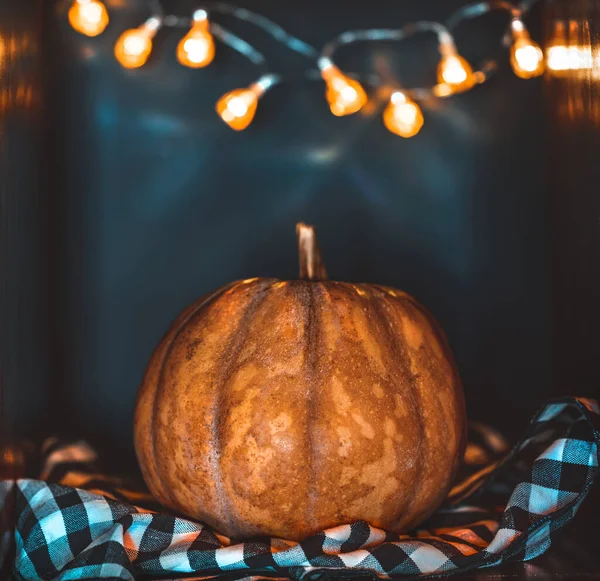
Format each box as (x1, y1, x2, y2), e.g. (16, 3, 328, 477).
(215, 75, 278, 131)
(509, 20, 544, 79)
(320, 62, 367, 116)
(437, 43, 475, 94)
(511, 38, 544, 78)
(216, 87, 260, 131)
(68, 0, 109, 37)
(114, 18, 160, 69)
(383, 91, 424, 138)
(177, 10, 215, 68)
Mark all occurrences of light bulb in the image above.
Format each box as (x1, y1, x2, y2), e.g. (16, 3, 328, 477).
(216, 87, 259, 131)
(437, 44, 475, 94)
(509, 20, 544, 79)
(510, 38, 544, 78)
(177, 11, 215, 68)
(114, 18, 160, 69)
(68, 0, 109, 37)
(321, 63, 367, 116)
(216, 75, 278, 131)
(383, 91, 424, 138)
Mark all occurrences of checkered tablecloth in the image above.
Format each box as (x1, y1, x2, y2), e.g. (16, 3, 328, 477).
(2, 397, 599, 581)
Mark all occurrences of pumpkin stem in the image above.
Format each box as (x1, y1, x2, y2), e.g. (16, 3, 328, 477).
(297, 223, 328, 281)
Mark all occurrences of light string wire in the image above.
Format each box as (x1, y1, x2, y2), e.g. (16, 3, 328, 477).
(321, 21, 455, 62)
(446, 1, 521, 30)
(67, 0, 550, 136)
(201, 1, 319, 59)
(318, 20, 487, 104)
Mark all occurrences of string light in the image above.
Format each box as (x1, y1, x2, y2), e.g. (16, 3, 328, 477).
(383, 92, 424, 138)
(68, 0, 109, 37)
(216, 74, 279, 131)
(437, 36, 476, 95)
(177, 10, 215, 69)
(67, 1, 548, 135)
(114, 17, 161, 69)
(509, 19, 544, 79)
(319, 58, 368, 116)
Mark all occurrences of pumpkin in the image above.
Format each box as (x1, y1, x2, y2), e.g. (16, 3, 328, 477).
(134, 223, 466, 541)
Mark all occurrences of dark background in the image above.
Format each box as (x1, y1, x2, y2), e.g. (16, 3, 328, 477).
(0, 0, 47, 472)
(1, 0, 598, 466)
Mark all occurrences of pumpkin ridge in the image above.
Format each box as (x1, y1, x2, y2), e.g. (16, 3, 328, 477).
(148, 281, 239, 507)
(375, 294, 428, 530)
(400, 296, 467, 478)
(303, 281, 322, 531)
(400, 298, 454, 441)
(403, 295, 455, 365)
(134, 297, 209, 505)
(211, 279, 275, 535)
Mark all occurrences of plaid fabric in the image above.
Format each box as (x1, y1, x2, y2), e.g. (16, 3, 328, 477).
(3, 397, 599, 581)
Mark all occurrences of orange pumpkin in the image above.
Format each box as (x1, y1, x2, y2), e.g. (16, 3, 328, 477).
(134, 224, 466, 541)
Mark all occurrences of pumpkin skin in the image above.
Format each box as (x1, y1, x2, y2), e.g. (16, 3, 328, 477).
(134, 228, 466, 541)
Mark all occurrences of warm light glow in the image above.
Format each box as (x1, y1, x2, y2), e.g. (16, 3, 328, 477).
(547, 20, 568, 72)
(216, 87, 259, 131)
(437, 51, 475, 94)
(547, 45, 569, 71)
(508, 20, 544, 79)
(114, 23, 157, 69)
(546, 20, 593, 73)
(177, 13, 215, 68)
(383, 91, 424, 138)
(567, 20, 592, 71)
(568, 46, 592, 70)
(511, 38, 544, 79)
(68, 0, 109, 37)
(321, 64, 368, 116)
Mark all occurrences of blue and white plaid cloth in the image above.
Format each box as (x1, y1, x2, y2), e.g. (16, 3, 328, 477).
(2, 397, 599, 581)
